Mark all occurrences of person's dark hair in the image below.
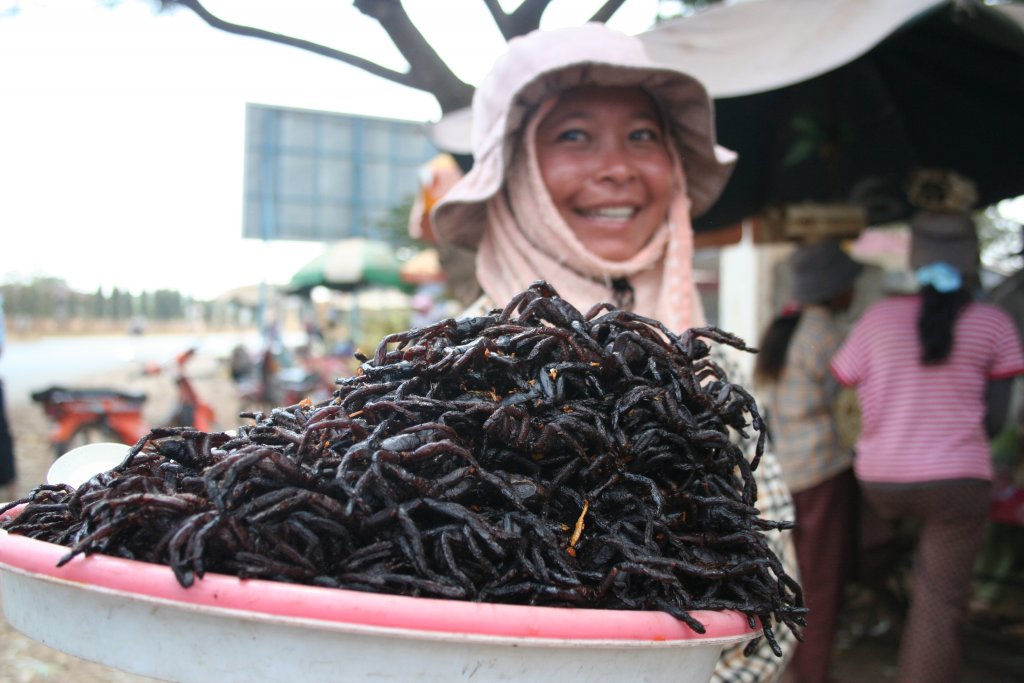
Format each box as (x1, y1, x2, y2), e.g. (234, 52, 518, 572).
(918, 285, 971, 364)
(754, 312, 801, 384)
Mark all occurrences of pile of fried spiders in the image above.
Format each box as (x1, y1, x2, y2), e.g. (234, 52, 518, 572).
(2, 281, 805, 655)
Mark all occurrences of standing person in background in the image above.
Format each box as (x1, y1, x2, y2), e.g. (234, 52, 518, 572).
(431, 22, 799, 681)
(0, 293, 16, 501)
(754, 240, 862, 683)
(987, 226, 1024, 340)
(986, 225, 1024, 477)
(831, 210, 1024, 683)
(975, 225, 1024, 607)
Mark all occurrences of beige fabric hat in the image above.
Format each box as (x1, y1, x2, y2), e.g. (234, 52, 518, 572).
(432, 22, 737, 249)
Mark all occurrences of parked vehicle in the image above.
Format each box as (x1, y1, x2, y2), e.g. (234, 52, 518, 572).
(31, 348, 215, 457)
(232, 344, 348, 412)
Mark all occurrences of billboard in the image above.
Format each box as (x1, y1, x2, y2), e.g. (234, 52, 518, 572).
(243, 104, 437, 242)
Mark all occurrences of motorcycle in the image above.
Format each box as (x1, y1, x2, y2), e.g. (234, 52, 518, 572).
(232, 344, 347, 412)
(31, 348, 215, 457)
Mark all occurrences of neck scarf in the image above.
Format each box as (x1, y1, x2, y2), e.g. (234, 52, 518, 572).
(475, 98, 704, 333)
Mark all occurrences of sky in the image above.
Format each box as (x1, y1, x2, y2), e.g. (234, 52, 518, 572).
(0, 0, 659, 300)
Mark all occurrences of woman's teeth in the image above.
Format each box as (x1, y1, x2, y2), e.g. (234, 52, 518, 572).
(582, 207, 636, 219)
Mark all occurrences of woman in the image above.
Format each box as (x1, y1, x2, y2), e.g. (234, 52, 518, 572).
(432, 22, 735, 330)
(432, 22, 798, 682)
(754, 240, 863, 683)
(831, 209, 1024, 683)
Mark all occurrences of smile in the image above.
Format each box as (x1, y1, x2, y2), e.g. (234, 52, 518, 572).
(577, 206, 638, 220)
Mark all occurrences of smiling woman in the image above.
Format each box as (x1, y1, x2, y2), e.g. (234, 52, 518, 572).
(431, 22, 736, 334)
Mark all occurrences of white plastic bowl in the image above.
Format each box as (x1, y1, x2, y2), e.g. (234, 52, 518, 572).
(0, 509, 757, 683)
(46, 442, 130, 488)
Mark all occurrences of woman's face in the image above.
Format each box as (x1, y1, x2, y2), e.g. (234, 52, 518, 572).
(535, 86, 674, 262)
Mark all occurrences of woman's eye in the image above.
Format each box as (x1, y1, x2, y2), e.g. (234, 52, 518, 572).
(630, 128, 660, 142)
(556, 129, 588, 143)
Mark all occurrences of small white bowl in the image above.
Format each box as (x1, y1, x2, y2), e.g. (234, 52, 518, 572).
(46, 442, 130, 488)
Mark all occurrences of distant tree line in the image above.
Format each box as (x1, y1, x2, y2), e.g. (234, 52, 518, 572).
(1, 277, 195, 323)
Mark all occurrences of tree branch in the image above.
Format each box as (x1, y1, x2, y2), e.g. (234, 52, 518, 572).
(588, 0, 630, 24)
(505, 0, 550, 38)
(353, 0, 474, 111)
(481, 0, 512, 39)
(162, 0, 416, 91)
(158, 0, 631, 114)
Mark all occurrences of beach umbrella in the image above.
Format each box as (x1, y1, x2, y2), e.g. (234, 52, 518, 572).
(288, 239, 408, 294)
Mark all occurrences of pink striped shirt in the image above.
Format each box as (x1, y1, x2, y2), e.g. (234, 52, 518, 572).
(831, 295, 1024, 484)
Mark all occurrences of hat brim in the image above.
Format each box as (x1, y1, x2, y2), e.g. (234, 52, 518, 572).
(432, 62, 736, 250)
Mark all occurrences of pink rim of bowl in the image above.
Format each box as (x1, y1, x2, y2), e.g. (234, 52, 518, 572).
(0, 507, 757, 643)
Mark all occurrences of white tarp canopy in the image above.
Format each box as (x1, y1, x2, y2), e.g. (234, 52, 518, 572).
(638, 0, 943, 98)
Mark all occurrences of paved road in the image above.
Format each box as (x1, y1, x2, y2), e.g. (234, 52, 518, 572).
(1, 349, 244, 683)
(0, 331, 308, 407)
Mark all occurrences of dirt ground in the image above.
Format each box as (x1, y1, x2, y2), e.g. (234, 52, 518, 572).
(0, 351, 240, 683)
(0, 348, 1022, 682)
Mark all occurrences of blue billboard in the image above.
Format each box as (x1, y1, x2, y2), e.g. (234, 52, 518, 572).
(243, 103, 437, 241)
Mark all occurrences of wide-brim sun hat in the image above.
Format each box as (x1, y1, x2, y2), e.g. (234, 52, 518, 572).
(431, 22, 737, 250)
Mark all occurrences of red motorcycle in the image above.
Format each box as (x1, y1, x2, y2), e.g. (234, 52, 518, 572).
(31, 348, 215, 457)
